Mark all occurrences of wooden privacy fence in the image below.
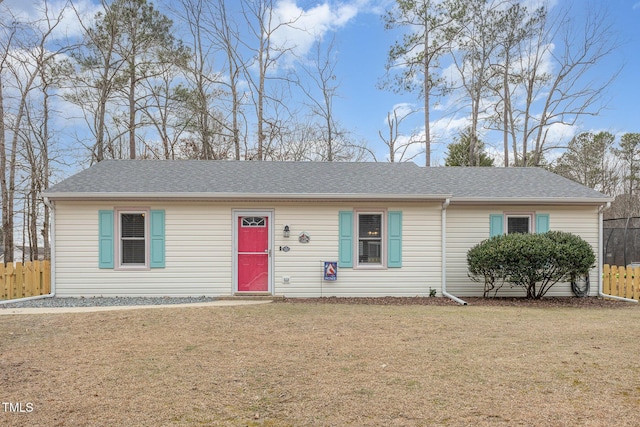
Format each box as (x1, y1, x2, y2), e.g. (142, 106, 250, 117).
(602, 264, 640, 301)
(0, 261, 51, 301)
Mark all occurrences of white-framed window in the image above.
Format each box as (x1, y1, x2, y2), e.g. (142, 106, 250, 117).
(242, 217, 266, 227)
(506, 213, 533, 234)
(116, 208, 149, 269)
(357, 211, 384, 266)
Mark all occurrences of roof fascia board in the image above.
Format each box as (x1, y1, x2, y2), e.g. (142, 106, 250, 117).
(450, 197, 614, 205)
(43, 192, 452, 202)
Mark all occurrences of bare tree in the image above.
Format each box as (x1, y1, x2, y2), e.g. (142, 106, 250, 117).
(138, 45, 191, 159)
(166, 0, 248, 160)
(172, 0, 220, 160)
(1, 0, 69, 262)
(240, 0, 300, 160)
(378, 105, 420, 163)
(524, 4, 620, 166)
(209, 0, 245, 160)
(0, 12, 17, 262)
(297, 37, 360, 162)
(442, 0, 620, 167)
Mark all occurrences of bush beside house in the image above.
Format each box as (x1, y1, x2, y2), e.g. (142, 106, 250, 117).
(467, 231, 595, 299)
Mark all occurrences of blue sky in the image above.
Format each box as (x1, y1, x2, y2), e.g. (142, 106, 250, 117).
(3, 0, 640, 168)
(327, 0, 640, 165)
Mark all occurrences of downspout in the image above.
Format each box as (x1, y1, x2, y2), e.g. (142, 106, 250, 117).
(598, 202, 638, 303)
(441, 198, 467, 305)
(0, 197, 56, 305)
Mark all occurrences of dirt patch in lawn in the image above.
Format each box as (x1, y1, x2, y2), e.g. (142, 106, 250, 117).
(1, 302, 639, 426)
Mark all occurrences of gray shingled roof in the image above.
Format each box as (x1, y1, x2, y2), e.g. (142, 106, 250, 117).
(425, 167, 611, 200)
(43, 160, 611, 203)
(44, 160, 442, 199)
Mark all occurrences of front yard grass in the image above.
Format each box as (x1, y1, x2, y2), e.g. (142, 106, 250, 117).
(1, 302, 639, 426)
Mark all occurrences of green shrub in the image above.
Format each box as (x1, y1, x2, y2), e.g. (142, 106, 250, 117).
(467, 231, 595, 299)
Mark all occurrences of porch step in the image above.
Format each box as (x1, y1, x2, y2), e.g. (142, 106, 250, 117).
(218, 294, 284, 301)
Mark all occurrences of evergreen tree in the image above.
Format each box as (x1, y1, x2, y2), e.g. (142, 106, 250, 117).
(553, 132, 617, 194)
(444, 130, 494, 166)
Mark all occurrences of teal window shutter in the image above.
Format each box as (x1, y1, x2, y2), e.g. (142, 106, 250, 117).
(489, 214, 504, 237)
(387, 211, 402, 268)
(338, 211, 353, 268)
(150, 210, 166, 268)
(98, 210, 114, 269)
(536, 213, 550, 233)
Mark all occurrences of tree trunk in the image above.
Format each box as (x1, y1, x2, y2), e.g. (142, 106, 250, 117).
(503, 55, 510, 167)
(0, 74, 12, 263)
(129, 60, 136, 159)
(423, 12, 430, 167)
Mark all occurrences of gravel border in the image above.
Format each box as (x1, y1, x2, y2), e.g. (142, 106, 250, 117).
(0, 296, 217, 309)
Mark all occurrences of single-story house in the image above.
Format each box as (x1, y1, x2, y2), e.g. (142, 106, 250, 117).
(42, 160, 613, 302)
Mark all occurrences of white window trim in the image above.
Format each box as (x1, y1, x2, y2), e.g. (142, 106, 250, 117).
(355, 209, 387, 269)
(504, 212, 535, 234)
(115, 207, 150, 270)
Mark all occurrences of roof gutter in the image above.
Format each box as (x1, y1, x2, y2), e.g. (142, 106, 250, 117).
(0, 197, 56, 306)
(441, 198, 467, 305)
(597, 202, 638, 303)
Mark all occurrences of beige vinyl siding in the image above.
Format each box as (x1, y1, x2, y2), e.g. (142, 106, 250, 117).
(53, 200, 442, 298)
(445, 204, 601, 297)
(272, 202, 442, 297)
(54, 201, 234, 297)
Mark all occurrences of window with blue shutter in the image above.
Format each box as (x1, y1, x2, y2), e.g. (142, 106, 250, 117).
(491, 213, 550, 236)
(98, 210, 115, 269)
(100, 208, 166, 269)
(387, 211, 402, 268)
(338, 211, 353, 267)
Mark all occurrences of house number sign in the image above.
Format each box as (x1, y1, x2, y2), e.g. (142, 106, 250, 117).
(298, 232, 310, 244)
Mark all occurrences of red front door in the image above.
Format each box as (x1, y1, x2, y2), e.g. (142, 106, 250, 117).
(237, 216, 269, 292)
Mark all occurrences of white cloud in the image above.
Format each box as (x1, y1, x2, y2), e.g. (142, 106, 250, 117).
(270, 0, 361, 65)
(381, 102, 418, 124)
(1, 0, 101, 42)
(430, 115, 470, 144)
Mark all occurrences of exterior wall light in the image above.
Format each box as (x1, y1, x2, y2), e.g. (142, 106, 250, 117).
(283, 225, 290, 238)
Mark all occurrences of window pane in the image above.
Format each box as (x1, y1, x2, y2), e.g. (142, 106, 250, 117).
(359, 240, 381, 263)
(121, 213, 146, 265)
(122, 213, 145, 238)
(359, 214, 381, 238)
(242, 217, 266, 227)
(358, 214, 382, 264)
(508, 217, 529, 234)
(122, 240, 145, 264)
